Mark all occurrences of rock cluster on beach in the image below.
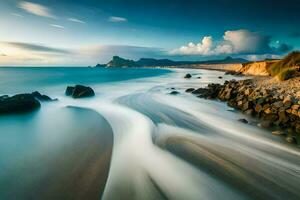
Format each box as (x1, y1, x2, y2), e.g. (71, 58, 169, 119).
(0, 92, 55, 114)
(0, 94, 40, 114)
(188, 79, 300, 143)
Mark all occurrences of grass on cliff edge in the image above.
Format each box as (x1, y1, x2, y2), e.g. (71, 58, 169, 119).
(267, 51, 300, 81)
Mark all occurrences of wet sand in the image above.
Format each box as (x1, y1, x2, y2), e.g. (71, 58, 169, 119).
(0, 106, 113, 200)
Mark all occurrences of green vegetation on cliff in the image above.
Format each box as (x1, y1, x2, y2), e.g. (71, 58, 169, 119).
(267, 51, 300, 81)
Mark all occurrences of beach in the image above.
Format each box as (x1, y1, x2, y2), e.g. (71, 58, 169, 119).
(0, 67, 300, 199)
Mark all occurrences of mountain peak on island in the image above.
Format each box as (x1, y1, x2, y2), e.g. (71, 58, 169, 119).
(106, 56, 136, 67)
(95, 55, 249, 68)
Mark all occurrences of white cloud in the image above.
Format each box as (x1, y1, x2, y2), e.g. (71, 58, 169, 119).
(172, 37, 213, 55)
(171, 29, 291, 56)
(108, 16, 127, 23)
(222, 30, 270, 54)
(0, 42, 164, 66)
(68, 18, 86, 24)
(50, 24, 65, 29)
(18, 1, 55, 18)
(11, 13, 24, 18)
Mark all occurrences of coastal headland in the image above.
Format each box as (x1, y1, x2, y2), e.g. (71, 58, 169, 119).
(184, 51, 300, 143)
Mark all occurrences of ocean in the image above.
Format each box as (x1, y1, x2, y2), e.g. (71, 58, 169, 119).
(0, 67, 300, 200)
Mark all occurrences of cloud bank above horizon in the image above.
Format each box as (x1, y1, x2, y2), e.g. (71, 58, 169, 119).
(171, 30, 292, 56)
(0, 0, 299, 66)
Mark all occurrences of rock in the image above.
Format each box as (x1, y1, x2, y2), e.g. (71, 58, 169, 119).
(185, 88, 195, 93)
(192, 83, 222, 99)
(65, 86, 75, 96)
(277, 108, 289, 124)
(197, 77, 201, 79)
(244, 109, 254, 116)
(291, 104, 299, 110)
(0, 95, 9, 100)
(218, 76, 223, 79)
(264, 107, 272, 115)
(272, 130, 285, 135)
(244, 88, 253, 96)
(259, 120, 271, 128)
(283, 96, 292, 107)
(225, 71, 242, 75)
(286, 136, 297, 144)
(32, 91, 54, 101)
(255, 104, 263, 113)
(295, 124, 300, 134)
(65, 85, 95, 98)
(184, 74, 192, 79)
(0, 94, 41, 114)
(272, 101, 284, 108)
(238, 118, 248, 124)
(170, 91, 180, 95)
(296, 91, 300, 97)
(242, 101, 250, 111)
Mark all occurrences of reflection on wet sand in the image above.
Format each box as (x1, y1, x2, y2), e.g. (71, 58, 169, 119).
(0, 107, 113, 200)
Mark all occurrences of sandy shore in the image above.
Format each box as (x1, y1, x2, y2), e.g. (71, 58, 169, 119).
(0, 106, 113, 200)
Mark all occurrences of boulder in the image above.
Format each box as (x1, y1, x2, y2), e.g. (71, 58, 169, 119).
(65, 86, 75, 96)
(255, 104, 263, 113)
(286, 136, 297, 144)
(244, 109, 254, 116)
(32, 91, 54, 101)
(0, 94, 41, 114)
(185, 88, 195, 93)
(192, 84, 222, 99)
(65, 85, 95, 98)
(272, 130, 285, 136)
(238, 118, 248, 124)
(170, 91, 180, 95)
(259, 120, 271, 128)
(184, 74, 192, 79)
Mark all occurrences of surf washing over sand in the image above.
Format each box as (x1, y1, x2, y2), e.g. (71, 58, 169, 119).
(1, 67, 300, 200)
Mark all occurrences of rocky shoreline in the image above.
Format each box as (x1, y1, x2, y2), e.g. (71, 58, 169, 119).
(186, 76, 300, 144)
(0, 85, 95, 115)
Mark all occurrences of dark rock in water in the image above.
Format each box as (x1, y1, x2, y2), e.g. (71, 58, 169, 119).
(225, 71, 243, 76)
(184, 73, 192, 79)
(185, 88, 195, 93)
(286, 136, 297, 144)
(0, 94, 41, 114)
(197, 77, 201, 79)
(32, 91, 54, 101)
(192, 83, 222, 99)
(218, 76, 223, 79)
(170, 91, 180, 95)
(238, 118, 248, 124)
(65, 85, 95, 98)
(65, 86, 75, 96)
(0, 95, 9, 100)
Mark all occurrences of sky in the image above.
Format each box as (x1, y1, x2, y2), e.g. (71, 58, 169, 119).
(0, 0, 299, 66)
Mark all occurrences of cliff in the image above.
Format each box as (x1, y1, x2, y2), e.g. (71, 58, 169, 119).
(229, 51, 300, 79)
(239, 60, 278, 76)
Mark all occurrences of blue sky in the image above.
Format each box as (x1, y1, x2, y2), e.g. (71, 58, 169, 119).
(0, 0, 299, 66)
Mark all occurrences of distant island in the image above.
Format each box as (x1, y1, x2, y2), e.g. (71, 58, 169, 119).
(94, 55, 249, 68)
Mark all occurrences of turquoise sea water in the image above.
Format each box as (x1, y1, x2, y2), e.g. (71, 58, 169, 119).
(0, 67, 300, 200)
(0, 67, 170, 94)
